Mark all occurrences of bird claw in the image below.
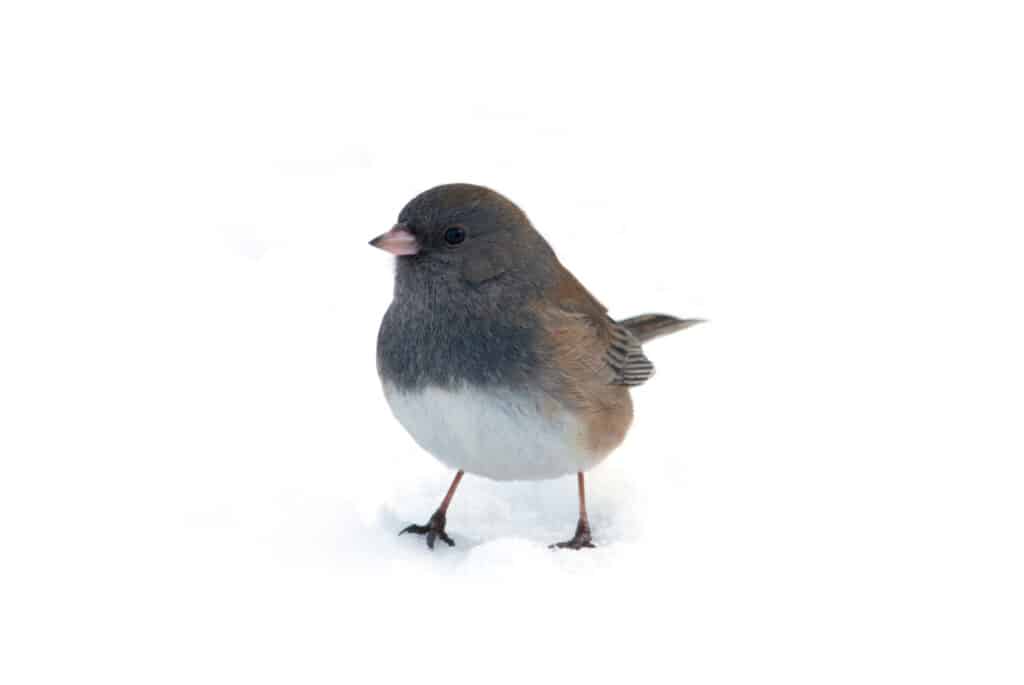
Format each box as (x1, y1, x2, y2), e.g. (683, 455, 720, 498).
(549, 519, 595, 550)
(399, 511, 454, 549)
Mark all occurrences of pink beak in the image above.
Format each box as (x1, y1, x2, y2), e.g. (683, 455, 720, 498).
(369, 224, 419, 256)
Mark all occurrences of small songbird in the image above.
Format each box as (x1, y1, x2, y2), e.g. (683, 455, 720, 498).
(371, 183, 701, 550)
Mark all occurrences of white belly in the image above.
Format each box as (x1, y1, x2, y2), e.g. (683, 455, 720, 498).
(382, 383, 596, 481)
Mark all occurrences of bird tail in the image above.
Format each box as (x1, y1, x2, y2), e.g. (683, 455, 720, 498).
(617, 314, 705, 343)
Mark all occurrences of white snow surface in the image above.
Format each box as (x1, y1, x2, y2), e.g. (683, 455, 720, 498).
(2, 2, 1023, 683)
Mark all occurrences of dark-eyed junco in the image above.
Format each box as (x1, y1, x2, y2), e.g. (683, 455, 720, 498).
(371, 183, 702, 550)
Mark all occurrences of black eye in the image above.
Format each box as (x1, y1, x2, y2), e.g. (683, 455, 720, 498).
(443, 226, 466, 245)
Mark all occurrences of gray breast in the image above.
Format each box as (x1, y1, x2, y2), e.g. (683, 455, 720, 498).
(376, 296, 541, 391)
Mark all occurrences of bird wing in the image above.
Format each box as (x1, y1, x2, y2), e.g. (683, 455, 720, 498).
(540, 265, 656, 388)
(603, 316, 656, 386)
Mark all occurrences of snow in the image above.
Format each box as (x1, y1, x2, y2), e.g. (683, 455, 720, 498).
(2, 1, 1022, 683)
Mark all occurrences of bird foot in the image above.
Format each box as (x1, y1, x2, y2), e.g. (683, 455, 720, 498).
(550, 519, 595, 550)
(399, 510, 454, 549)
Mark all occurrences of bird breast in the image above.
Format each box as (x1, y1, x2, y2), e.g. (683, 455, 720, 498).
(382, 382, 603, 481)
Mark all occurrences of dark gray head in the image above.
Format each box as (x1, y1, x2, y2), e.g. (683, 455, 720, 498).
(370, 183, 557, 289)
(373, 184, 557, 389)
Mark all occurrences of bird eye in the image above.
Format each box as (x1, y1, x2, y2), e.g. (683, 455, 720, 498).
(443, 226, 466, 245)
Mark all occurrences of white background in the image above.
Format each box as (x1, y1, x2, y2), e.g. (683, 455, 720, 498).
(2, 1, 1021, 683)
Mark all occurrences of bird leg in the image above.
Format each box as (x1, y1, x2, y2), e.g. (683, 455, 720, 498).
(399, 470, 463, 549)
(551, 472, 596, 550)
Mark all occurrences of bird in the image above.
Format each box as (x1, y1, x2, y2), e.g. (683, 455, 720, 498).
(370, 183, 702, 550)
